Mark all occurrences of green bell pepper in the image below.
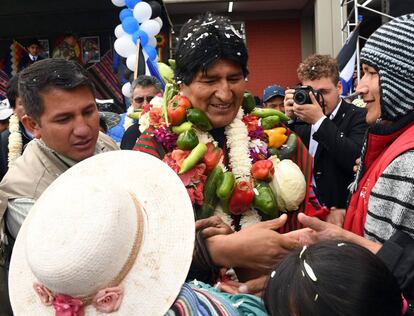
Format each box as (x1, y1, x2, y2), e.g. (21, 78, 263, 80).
(187, 108, 213, 131)
(176, 129, 199, 150)
(261, 115, 280, 130)
(242, 91, 256, 114)
(253, 182, 279, 218)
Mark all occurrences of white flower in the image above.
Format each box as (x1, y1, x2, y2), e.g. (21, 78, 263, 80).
(150, 96, 163, 108)
(8, 114, 23, 169)
(239, 209, 262, 228)
(138, 112, 150, 133)
(214, 205, 233, 228)
(225, 107, 251, 182)
(194, 128, 214, 145)
(123, 106, 135, 131)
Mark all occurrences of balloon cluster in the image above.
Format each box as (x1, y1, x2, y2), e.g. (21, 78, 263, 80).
(111, 0, 162, 97)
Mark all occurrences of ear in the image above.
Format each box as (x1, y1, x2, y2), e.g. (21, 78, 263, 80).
(337, 80, 343, 95)
(21, 115, 41, 139)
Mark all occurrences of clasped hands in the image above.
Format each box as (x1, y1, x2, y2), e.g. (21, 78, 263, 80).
(197, 213, 348, 296)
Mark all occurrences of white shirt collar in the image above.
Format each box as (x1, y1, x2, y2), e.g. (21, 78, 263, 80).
(328, 99, 342, 120)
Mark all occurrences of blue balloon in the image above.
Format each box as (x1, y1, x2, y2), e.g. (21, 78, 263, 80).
(122, 16, 139, 34)
(119, 9, 133, 22)
(132, 29, 148, 46)
(125, 0, 140, 9)
(144, 45, 157, 61)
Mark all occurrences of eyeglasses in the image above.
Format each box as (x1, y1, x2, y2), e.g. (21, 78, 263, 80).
(133, 96, 155, 104)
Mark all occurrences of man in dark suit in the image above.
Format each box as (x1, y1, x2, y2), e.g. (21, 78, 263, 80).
(19, 39, 44, 71)
(284, 54, 368, 220)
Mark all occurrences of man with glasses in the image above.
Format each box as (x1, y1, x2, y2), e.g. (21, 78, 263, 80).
(108, 75, 162, 147)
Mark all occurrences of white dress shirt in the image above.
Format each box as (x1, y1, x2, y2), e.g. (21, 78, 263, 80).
(310, 100, 342, 187)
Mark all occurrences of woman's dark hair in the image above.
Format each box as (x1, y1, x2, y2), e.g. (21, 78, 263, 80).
(264, 240, 402, 316)
(174, 12, 248, 85)
(6, 74, 19, 109)
(18, 58, 95, 123)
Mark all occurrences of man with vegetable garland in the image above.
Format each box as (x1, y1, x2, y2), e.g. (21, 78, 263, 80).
(284, 54, 368, 224)
(134, 13, 318, 293)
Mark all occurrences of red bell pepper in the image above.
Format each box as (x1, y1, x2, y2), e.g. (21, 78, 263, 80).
(167, 96, 190, 126)
(174, 95, 192, 109)
(251, 160, 274, 181)
(203, 143, 223, 172)
(229, 181, 254, 215)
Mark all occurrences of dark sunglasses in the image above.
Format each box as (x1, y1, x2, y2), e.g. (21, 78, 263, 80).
(133, 96, 155, 104)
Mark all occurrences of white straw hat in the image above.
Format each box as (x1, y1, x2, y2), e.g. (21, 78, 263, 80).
(8, 151, 195, 316)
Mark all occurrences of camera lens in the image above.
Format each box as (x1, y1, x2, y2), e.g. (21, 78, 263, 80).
(294, 91, 308, 105)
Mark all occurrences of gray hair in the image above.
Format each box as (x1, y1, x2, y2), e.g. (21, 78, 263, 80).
(130, 75, 162, 97)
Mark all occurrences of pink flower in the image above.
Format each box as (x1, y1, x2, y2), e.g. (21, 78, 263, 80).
(162, 152, 180, 174)
(171, 149, 190, 167)
(92, 287, 124, 313)
(52, 294, 85, 316)
(187, 182, 205, 206)
(33, 282, 54, 306)
(179, 163, 206, 186)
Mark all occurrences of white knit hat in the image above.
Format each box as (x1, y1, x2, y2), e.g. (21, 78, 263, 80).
(8, 151, 195, 315)
(360, 14, 414, 121)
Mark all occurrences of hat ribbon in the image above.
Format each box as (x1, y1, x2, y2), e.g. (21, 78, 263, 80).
(32, 192, 145, 315)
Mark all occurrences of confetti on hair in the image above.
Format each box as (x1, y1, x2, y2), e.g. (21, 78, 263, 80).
(299, 245, 307, 259)
(314, 294, 319, 302)
(271, 270, 276, 278)
(337, 242, 346, 247)
(303, 260, 317, 282)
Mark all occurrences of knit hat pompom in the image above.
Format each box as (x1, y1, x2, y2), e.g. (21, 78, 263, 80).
(360, 14, 414, 121)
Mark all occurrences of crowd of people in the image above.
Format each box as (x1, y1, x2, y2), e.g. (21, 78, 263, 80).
(0, 10, 413, 316)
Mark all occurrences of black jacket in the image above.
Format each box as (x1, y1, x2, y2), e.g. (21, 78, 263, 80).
(0, 122, 32, 180)
(289, 100, 368, 208)
(19, 54, 44, 71)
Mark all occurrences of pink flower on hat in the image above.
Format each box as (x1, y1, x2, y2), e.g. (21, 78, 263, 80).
(52, 294, 85, 316)
(33, 282, 54, 306)
(92, 287, 124, 313)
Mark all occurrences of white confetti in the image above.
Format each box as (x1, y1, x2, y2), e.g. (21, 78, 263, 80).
(303, 260, 317, 282)
(299, 245, 307, 258)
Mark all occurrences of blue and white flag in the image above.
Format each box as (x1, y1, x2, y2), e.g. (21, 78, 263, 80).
(336, 25, 360, 96)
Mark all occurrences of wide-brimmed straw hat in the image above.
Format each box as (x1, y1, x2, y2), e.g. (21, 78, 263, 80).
(9, 151, 195, 315)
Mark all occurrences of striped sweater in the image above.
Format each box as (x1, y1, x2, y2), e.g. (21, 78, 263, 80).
(365, 150, 414, 243)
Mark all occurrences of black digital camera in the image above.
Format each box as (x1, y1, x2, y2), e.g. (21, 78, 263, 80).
(293, 86, 323, 106)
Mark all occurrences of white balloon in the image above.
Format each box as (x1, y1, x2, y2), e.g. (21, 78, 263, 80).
(126, 54, 137, 71)
(114, 35, 137, 58)
(133, 2, 152, 23)
(111, 0, 125, 7)
(122, 82, 132, 98)
(154, 17, 163, 29)
(140, 20, 161, 37)
(114, 24, 126, 38)
(148, 36, 157, 48)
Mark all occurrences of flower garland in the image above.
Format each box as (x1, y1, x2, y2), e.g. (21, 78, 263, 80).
(140, 92, 305, 230)
(223, 108, 261, 228)
(8, 114, 23, 169)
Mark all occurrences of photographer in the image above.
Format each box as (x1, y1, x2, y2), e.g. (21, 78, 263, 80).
(284, 54, 368, 223)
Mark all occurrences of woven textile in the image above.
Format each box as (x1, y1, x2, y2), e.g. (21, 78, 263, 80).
(360, 14, 414, 121)
(0, 68, 9, 100)
(166, 281, 267, 316)
(87, 51, 123, 106)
